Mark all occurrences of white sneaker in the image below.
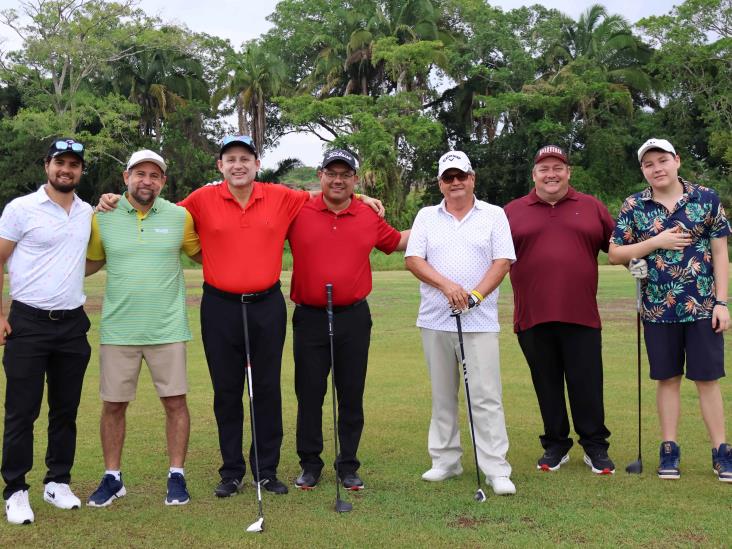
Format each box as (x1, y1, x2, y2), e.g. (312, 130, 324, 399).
(488, 476, 516, 496)
(421, 467, 463, 482)
(44, 482, 81, 510)
(5, 490, 34, 525)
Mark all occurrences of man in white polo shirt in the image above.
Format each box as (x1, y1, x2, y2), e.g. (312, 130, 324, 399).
(0, 138, 93, 524)
(405, 150, 516, 496)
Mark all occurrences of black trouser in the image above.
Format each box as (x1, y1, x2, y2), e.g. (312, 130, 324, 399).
(293, 301, 372, 475)
(2, 301, 90, 499)
(201, 284, 286, 481)
(517, 322, 610, 455)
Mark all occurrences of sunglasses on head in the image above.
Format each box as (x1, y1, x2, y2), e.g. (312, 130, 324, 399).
(440, 172, 470, 183)
(222, 135, 255, 147)
(53, 140, 84, 153)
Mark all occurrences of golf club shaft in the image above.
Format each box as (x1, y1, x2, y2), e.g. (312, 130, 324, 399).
(636, 278, 642, 461)
(242, 303, 264, 520)
(326, 284, 344, 504)
(454, 314, 483, 492)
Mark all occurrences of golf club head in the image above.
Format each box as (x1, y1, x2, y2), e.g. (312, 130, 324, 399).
(246, 517, 264, 533)
(625, 459, 643, 474)
(335, 498, 353, 513)
(474, 489, 487, 503)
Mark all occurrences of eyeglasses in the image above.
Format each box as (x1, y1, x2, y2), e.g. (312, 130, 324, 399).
(440, 172, 470, 183)
(221, 135, 255, 147)
(322, 170, 355, 180)
(53, 140, 84, 153)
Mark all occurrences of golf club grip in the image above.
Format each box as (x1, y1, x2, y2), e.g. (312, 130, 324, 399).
(325, 283, 334, 334)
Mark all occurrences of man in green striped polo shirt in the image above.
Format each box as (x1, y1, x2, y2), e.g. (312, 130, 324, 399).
(85, 150, 201, 507)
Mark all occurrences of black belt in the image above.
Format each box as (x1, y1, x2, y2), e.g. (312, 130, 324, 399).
(203, 281, 281, 304)
(297, 299, 366, 313)
(11, 300, 84, 321)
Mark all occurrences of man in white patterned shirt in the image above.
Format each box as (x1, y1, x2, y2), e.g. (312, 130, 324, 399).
(405, 150, 516, 496)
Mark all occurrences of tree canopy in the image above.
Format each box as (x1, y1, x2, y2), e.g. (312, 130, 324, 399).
(0, 0, 729, 223)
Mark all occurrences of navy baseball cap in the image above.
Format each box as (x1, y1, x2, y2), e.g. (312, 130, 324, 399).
(219, 135, 257, 158)
(47, 138, 85, 163)
(321, 149, 357, 171)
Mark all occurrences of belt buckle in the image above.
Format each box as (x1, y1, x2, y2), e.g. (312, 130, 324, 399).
(240, 293, 254, 303)
(48, 310, 60, 321)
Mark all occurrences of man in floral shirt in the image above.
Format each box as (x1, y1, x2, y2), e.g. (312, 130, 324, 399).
(609, 138, 732, 483)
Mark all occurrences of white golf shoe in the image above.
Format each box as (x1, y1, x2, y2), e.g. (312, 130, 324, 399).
(488, 476, 516, 496)
(421, 466, 463, 482)
(5, 490, 34, 525)
(44, 482, 81, 510)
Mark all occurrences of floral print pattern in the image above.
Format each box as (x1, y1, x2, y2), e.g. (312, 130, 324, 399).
(612, 178, 730, 323)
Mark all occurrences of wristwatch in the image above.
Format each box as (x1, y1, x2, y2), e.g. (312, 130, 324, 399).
(714, 300, 728, 307)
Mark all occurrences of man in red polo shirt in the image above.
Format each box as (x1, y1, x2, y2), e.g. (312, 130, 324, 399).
(504, 145, 616, 475)
(287, 149, 409, 491)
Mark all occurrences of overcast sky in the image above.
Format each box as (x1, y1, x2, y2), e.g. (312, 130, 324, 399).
(0, 0, 676, 167)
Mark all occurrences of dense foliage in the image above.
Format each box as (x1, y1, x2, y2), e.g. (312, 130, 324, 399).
(0, 0, 729, 222)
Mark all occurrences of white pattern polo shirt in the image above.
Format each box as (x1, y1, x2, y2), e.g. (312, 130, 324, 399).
(0, 185, 92, 309)
(405, 197, 515, 332)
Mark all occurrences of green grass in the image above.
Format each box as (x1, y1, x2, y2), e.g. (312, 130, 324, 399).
(1, 267, 731, 547)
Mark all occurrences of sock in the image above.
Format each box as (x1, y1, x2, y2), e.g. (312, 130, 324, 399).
(169, 467, 185, 478)
(105, 470, 121, 481)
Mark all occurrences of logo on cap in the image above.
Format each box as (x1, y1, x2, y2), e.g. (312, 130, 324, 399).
(534, 145, 568, 165)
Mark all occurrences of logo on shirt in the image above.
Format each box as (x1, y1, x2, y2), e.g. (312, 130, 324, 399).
(154, 228, 170, 234)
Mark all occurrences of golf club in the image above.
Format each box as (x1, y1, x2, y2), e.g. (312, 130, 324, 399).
(326, 283, 353, 513)
(452, 312, 487, 503)
(242, 303, 265, 532)
(626, 277, 643, 474)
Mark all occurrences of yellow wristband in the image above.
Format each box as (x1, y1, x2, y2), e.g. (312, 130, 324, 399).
(471, 289, 484, 302)
(354, 193, 362, 200)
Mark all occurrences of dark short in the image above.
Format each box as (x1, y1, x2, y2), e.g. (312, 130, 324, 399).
(643, 319, 725, 381)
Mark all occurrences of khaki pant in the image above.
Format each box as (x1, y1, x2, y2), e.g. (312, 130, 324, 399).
(420, 328, 511, 479)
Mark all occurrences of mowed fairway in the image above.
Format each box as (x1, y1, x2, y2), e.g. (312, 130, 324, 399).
(1, 267, 731, 547)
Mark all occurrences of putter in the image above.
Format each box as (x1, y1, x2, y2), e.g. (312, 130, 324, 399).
(326, 284, 353, 513)
(242, 303, 266, 532)
(452, 312, 487, 503)
(626, 277, 643, 474)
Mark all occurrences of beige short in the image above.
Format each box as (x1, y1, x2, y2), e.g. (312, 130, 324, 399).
(99, 342, 187, 402)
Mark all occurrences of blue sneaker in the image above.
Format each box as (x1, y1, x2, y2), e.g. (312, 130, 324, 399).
(165, 472, 190, 505)
(712, 443, 732, 483)
(657, 441, 680, 480)
(87, 474, 126, 507)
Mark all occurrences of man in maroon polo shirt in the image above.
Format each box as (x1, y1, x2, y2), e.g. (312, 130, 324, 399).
(287, 149, 409, 491)
(504, 145, 616, 475)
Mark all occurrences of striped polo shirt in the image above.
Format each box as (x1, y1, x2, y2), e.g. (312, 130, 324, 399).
(87, 194, 200, 345)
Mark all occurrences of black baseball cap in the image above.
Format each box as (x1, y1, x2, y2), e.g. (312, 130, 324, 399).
(47, 138, 85, 163)
(321, 149, 357, 171)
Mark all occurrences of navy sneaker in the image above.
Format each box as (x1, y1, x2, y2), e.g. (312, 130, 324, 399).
(537, 448, 570, 472)
(165, 473, 190, 505)
(87, 474, 126, 507)
(712, 443, 732, 483)
(583, 451, 615, 475)
(339, 472, 364, 491)
(658, 441, 681, 480)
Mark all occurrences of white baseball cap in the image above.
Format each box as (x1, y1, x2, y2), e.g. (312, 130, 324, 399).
(637, 138, 676, 163)
(438, 151, 472, 177)
(126, 149, 167, 174)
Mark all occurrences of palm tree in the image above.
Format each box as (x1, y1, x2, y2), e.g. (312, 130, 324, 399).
(213, 42, 287, 156)
(258, 158, 302, 183)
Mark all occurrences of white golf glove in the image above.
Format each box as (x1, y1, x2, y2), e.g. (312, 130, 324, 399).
(451, 295, 479, 316)
(629, 258, 648, 279)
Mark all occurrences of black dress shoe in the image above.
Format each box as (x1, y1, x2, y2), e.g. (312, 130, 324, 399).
(254, 476, 289, 495)
(295, 470, 320, 490)
(214, 478, 242, 497)
(339, 472, 364, 491)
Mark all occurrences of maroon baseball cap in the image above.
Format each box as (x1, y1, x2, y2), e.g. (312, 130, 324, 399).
(534, 145, 568, 165)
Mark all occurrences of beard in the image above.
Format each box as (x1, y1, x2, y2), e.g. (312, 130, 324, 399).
(130, 189, 156, 206)
(48, 178, 79, 194)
